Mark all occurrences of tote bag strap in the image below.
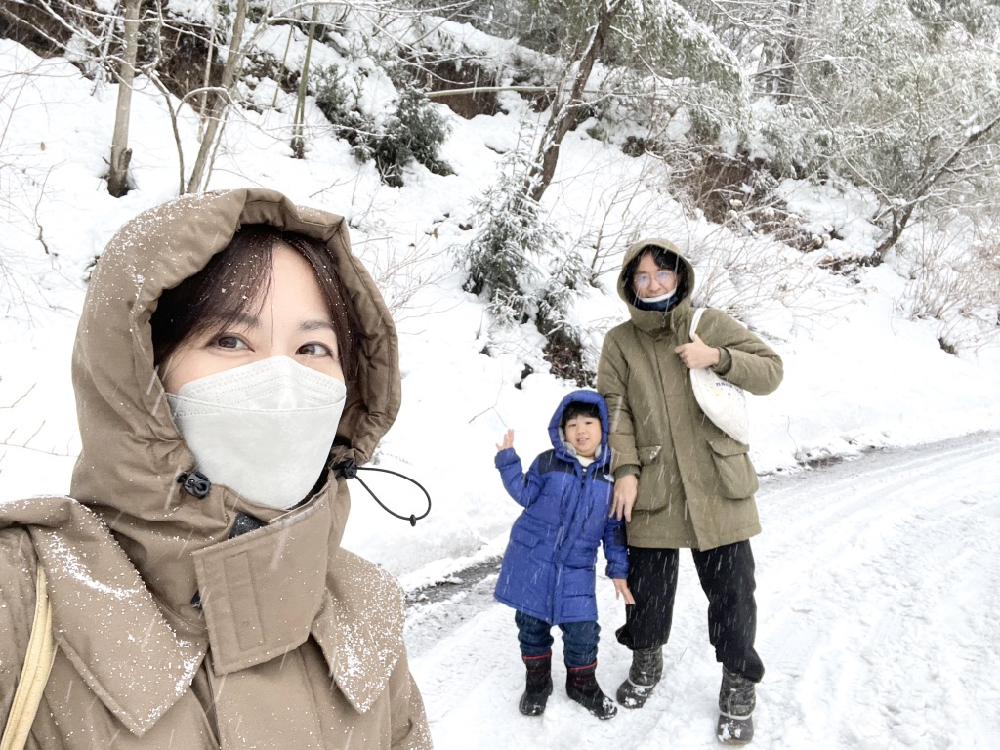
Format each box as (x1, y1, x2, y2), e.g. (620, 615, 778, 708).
(689, 307, 706, 340)
(1, 564, 56, 750)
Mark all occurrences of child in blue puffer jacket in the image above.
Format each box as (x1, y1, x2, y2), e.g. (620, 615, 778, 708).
(494, 389, 633, 720)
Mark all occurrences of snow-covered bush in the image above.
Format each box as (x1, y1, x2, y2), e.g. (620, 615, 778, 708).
(535, 249, 595, 385)
(456, 156, 559, 316)
(455, 150, 600, 382)
(789, 0, 1000, 259)
(898, 216, 1000, 352)
(314, 68, 451, 186)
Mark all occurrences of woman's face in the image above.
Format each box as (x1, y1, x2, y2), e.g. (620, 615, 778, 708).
(633, 251, 678, 299)
(161, 242, 344, 393)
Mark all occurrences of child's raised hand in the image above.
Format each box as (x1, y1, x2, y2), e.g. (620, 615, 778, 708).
(612, 578, 635, 605)
(496, 429, 515, 452)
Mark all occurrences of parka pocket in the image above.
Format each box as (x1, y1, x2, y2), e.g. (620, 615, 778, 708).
(707, 437, 759, 500)
(633, 445, 669, 512)
(510, 525, 540, 548)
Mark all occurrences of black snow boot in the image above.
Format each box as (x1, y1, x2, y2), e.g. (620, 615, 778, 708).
(519, 653, 554, 716)
(616, 646, 663, 709)
(566, 662, 617, 720)
(717, 667, 756, 745)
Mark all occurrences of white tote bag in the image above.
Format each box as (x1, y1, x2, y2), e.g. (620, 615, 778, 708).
(689, 308, 750, 444)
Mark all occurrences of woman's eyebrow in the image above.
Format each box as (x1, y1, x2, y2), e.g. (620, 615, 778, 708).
(207, 311, 259, 329)
(299, 319, 337, 333)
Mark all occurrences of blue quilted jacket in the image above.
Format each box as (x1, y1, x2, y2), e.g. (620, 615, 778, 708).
(494, 390, 629, 624)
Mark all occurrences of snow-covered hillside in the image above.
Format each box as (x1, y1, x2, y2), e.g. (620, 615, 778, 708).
(2, 26, 1000, 748)
(3, 35, 998, 573)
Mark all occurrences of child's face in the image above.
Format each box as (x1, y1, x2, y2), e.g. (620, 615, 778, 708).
(564, 415, 602, 459)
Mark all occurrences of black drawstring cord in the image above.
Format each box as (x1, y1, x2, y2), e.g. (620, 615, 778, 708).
(337, 459, 431, 526)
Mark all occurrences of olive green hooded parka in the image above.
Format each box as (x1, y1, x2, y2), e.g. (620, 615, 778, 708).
(598, 239, 783, 551)
(0, 189, 431, 749)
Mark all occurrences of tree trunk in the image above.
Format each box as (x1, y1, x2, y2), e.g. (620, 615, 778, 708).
(527, 0, 625, 204)
(774, 0, 802, 105)
(186, 0, 248, 194)
(291, 6, 319, 159)
(106, 0, 141, 198)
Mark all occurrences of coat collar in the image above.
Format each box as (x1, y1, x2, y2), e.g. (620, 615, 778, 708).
(194, 485, 403, 713)
(627, 297, 692, 336)
(2, 488, 403, 736)
(1, 496, 206, 737)
(192, 493, 332, 676)
(311, 549, 405, 713)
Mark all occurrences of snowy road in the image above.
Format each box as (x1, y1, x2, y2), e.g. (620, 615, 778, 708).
(405, 432, 1000, 749)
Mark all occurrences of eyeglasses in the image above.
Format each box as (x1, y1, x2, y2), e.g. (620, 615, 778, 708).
(633, 270, 676, 289)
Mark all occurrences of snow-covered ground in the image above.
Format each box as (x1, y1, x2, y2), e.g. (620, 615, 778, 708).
(2, 32, 1000, 749)
(408, 433, 1000, 749)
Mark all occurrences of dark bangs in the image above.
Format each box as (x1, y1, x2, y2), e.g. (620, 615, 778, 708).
(151, 226, 358, 379)
(562, 400, 602, 427)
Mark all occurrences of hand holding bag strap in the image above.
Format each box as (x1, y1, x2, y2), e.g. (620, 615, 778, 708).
(1, 564, 55, 750)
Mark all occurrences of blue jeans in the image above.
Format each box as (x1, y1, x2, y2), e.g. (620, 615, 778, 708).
(515, 610, 600, 668)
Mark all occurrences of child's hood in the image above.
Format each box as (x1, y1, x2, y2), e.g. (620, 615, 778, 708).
(547, 389, 610, 466)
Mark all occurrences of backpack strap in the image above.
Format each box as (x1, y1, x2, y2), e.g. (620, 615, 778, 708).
(689, 307, 706, 341)
(1, 564, 55, 750)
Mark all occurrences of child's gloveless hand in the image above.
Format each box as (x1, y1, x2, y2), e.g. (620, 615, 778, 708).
(612, 578, 635, 605)
(496, 429, 515, 452)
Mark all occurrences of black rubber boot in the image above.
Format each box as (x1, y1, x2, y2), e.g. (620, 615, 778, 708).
(519, 653, 554, 716)
(717, 667, 756, 745)
(616, 646, 663, 708)
(566, 662, 617, 720)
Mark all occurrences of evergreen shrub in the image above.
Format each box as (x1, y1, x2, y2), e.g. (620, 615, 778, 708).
(315, 69, 452, 186)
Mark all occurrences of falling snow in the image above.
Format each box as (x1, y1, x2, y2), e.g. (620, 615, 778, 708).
(1, 27, 999, 750)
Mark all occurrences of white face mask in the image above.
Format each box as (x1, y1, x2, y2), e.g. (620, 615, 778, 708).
(166, 356, 347, 510)
(639, 289, 676, 304)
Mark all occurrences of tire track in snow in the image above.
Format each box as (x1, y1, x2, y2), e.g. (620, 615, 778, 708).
(755, 433, 1000, 749)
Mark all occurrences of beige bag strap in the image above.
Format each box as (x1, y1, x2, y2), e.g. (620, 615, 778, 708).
(690, 307, 706, 341)
(1, 564, 56, 750)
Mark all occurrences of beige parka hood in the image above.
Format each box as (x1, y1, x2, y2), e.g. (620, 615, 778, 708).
(0, 189, 430, 748)
(70, 188, 400, 610)
(71, 187, 400, 544)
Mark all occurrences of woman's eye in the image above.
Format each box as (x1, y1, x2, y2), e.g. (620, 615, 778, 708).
(214, 334, 248, 350)
(298, 342, 334, 357)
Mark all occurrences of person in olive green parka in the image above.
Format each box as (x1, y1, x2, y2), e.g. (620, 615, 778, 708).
(598, 239, 783, 745)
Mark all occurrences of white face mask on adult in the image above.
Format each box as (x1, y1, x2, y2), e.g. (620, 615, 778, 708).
(639, 289, 676, 305)
(166, 356, 347, 510)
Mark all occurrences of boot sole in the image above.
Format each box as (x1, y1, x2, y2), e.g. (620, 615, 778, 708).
(717, 715, 754, 745)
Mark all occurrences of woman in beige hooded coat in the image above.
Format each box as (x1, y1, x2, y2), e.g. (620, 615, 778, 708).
(598, 239, 783, 745)
(0, 189, 431, 749)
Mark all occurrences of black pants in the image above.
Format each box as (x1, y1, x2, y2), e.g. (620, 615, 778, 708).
(616, 541, 765, 683)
